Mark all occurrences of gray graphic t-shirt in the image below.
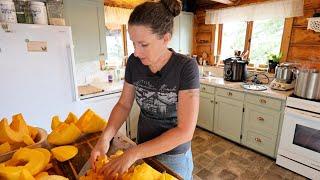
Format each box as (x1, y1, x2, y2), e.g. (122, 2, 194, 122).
(125, 50, 199, 155)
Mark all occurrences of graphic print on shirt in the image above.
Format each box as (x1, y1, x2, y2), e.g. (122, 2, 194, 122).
(134, 80, 177, 116)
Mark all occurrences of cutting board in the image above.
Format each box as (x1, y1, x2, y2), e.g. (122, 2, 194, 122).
(52, 132, 182, 180)
(78, 85, 104, 96)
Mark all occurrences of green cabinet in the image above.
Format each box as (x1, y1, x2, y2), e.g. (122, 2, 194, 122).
(198, 92, 214, 131)
(214, 95, 244, 143)
(168, 12, 193, 55)
(242, 94, 284, 158)
(64, 0, 107, 62)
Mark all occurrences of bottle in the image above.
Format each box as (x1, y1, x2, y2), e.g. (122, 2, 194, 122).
(99, 53, 106, 71)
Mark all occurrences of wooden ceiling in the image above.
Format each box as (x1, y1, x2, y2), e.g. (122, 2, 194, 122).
(104, 0, 228, 10)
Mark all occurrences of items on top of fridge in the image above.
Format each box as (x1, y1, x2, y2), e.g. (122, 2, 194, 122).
(0, 0, 17, 23)
(14, 0, 33, 23)
(30, 1, 47, 24)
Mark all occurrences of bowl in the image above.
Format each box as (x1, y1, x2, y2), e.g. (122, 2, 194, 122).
(0, 127, 48, 162)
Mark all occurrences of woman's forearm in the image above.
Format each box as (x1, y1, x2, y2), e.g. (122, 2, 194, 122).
(100, 102, 132, 142)
(132, 126, 195, 160)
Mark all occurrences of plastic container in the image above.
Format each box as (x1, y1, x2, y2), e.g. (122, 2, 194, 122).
(30, 1, 47, 24)
(0, 0, 17, 23)
(46, 0, 65, 25)
(14, 0, 33, 23)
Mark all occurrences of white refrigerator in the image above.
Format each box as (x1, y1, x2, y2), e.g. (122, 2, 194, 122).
(0, 23, 84, 131)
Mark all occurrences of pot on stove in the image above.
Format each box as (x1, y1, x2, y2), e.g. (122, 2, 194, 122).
(294, 69, 320, 100)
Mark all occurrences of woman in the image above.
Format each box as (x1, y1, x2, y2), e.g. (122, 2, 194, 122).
(90, 0, 199, 179)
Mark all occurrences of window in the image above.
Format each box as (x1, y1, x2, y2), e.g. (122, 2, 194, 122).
(126, 30, 134, 56)
(250, 19, 284, 65)
(220, 22, 247, 61)
(217, 19, 285, 66)
(106, 24, 124, 64)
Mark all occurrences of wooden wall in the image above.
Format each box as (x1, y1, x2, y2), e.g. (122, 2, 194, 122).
(286, 0, 320, 69)
(195, 0, 320, 69)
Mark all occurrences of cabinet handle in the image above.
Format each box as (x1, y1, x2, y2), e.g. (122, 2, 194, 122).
(255, 137, 262, 143)
(227, 92, 233, 96)
(210, 100, 214, 103)
(259, 99, 267, 104)
(202, 87, 206, 91)
(257, 117, 264, 121)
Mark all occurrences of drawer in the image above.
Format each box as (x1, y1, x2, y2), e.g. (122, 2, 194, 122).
(200, 84, 215, 94)
(216, 88, 244, 101)
(244, 103, 281, 135)
(244, 130, 277, 158)
(246, 94, 282, 110)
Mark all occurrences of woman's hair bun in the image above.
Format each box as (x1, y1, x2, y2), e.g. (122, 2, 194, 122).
(160, 0, 182, 17)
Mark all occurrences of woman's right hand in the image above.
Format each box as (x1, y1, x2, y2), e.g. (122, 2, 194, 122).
(90, 140, 110, 170)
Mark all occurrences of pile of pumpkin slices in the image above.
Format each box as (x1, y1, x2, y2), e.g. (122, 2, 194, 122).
(0, 145, 78, 180)
(80, 150, 177, 180)
(48, 109, 107, 146)
(0, 113, 39, 155)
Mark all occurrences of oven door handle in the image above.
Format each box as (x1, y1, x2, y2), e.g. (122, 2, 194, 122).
(286, 107, 320, 121)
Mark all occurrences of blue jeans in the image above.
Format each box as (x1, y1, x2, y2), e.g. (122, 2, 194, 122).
(155, 148, 193, 180)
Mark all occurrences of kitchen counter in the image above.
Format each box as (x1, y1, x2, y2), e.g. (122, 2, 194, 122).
(78, 80, 124, 100)
(200, 77, 293, 100)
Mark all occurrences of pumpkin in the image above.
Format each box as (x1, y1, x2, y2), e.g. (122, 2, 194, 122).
(10, 113, 29, 136)
(51, 116, 62, 131)
(0, 148, 47, 179)
(34, 172, 49, 179)
(10, 148, 47, 175)
(37, 175, 69, 180)
(130, 163, 162, 180)
(34, 148, 51, 165)
(47, 123, 81, 145)
(76, 109, 107, 133)
(51, 145, 78, 162)
(0, 142, 11, 154)
(0, 118, 23, 144)
(20, 169, 35, 180)
(159, 173, 177, 180)
(64, 112, 78, 124)
(23, 134, 35, 146)
(28, 126, 38, 140)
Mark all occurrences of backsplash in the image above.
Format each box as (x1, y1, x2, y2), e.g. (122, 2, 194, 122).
(75, 61, 106, 85)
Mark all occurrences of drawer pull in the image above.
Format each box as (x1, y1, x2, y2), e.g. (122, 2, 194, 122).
(210, 100, 214, 103)
(227, 92, 233, 96)
(257, 117, 264, 121)
(202, 87, 206, 91)
(255, 137, 262, 143)
(259, 99, 267, 104)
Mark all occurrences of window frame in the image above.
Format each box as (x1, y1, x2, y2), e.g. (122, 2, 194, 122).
(215, 18, 292, 65)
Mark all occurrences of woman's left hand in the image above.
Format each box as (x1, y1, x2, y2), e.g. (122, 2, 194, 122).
(98, 148, 139, 179)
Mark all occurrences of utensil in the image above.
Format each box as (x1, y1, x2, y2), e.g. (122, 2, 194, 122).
(78, 158, 91, 177)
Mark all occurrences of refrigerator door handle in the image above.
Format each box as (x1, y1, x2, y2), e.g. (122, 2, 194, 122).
(66, 44, 80, 101)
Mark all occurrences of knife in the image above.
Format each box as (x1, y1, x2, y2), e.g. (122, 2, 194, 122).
(78, 159, 91, 177)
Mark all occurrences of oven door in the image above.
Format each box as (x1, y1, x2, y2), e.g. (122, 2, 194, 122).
(278, 107, 320, 170)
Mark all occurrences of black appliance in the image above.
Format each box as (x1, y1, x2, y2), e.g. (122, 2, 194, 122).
(223, 57, 248, 82)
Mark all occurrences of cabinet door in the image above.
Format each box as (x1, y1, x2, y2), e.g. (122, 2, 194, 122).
(197, 92, 214, 131)
(127, 100, 140, 139)
(168, 15, 180, 52)
(179, 12, 193, 55)
(64, 0, 106, 62)
(214, 96, 243, 143)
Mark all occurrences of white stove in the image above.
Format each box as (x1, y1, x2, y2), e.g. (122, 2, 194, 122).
(277, 95, 320, 179)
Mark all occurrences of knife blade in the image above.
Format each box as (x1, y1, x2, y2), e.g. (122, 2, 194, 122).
(78, 159, 91, 177)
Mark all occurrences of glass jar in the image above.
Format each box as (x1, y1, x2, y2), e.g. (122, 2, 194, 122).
(30, 1, 47, 25)
(46, 0, 65, 26)
(14, 0, 33, 24)
(0, 0, 17, 23)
